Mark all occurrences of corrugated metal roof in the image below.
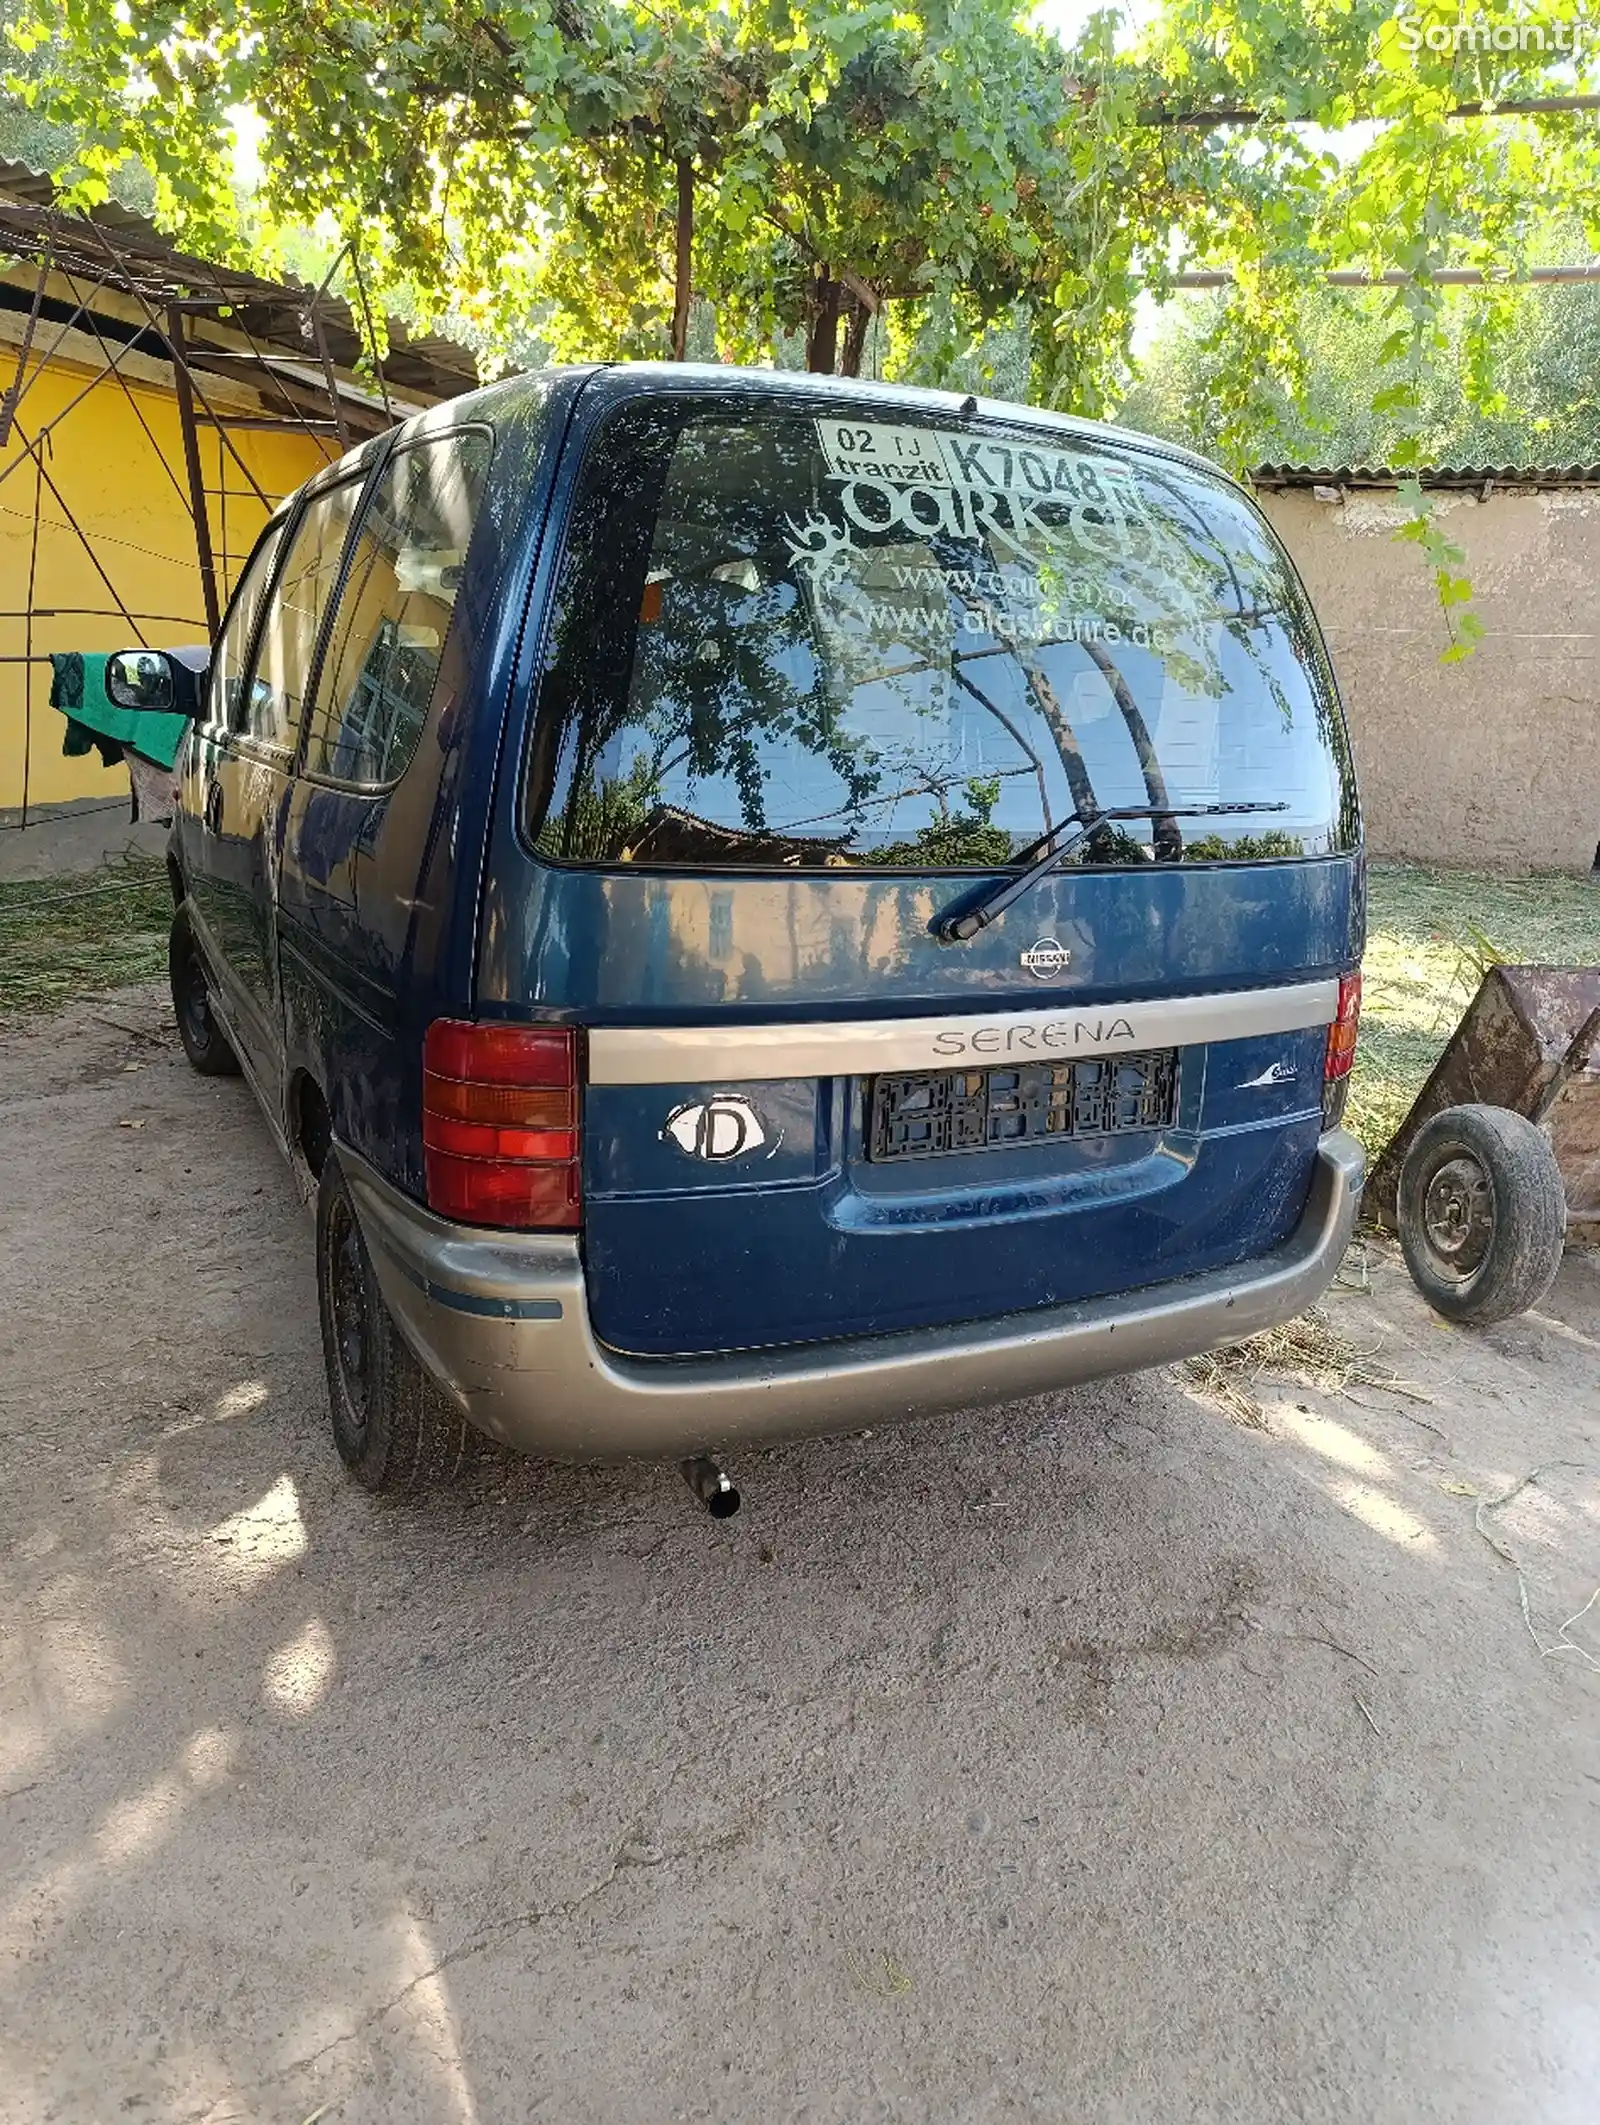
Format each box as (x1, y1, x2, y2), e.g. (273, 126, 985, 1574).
(1251, 462, 1600, 491)
(0, 155, 479, 406)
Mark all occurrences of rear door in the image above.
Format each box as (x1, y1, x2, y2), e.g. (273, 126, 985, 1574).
(277, 427, 496, 1170)
(199, 477, 369, 1103)
(483, 386, 1361, 1358)
(180, 516, 284, 1021)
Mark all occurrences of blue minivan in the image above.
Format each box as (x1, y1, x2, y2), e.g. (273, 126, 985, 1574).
(119, 365, 1365, 1502)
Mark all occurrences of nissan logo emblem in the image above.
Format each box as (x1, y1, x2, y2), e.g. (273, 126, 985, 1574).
(1019, 938, 1072, 979)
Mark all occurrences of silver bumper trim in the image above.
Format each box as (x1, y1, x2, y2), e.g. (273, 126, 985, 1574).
(586, 979, 1341, 1085)
(344, 1131, 1365, 1462)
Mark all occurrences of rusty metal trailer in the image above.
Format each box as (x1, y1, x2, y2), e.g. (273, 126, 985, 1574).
(1369, 967, 1600, 1322)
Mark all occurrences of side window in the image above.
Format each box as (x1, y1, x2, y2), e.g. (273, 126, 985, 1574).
(302, 430, 493, 787)
(237, 478, 364, 750)
(206, 521, 284, 728)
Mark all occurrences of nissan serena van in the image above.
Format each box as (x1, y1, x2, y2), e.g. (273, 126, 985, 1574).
(132, 365, 1364, 1495)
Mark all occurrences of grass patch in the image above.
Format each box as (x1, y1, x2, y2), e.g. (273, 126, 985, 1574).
(0, 855, 172, 1022)
(1348, 863, 1600, 1159)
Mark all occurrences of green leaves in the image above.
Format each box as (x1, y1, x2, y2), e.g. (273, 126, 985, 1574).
(8, 0, 1591, 665)
(1394, 476, 1486, 660)
(1117, 0, 1600, 659)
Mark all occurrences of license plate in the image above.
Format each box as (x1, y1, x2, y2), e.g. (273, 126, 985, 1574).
(867, 1051, 1180, 1162)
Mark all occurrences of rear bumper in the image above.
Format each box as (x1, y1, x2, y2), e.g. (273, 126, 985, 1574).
(344, 1130, 1366, 1462)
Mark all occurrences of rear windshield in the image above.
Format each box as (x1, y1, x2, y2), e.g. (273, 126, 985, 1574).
(525, 400, 1358, 870)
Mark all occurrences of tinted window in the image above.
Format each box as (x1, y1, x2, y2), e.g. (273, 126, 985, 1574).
(207, 520, 284, 728)
(303, 430, 492, 787)
(527, 403, 1358, 869)
(240, 478, 363, 749)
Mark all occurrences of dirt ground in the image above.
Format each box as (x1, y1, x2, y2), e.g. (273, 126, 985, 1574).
(3, 984, 1597, 2125)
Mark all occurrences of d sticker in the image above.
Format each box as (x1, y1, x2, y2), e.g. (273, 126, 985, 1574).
(663, 1097, 777, 1162)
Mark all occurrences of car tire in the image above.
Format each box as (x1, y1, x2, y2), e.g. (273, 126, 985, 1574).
(1397, 1103, 1567, 1325)
(168, 902, 241, 1076)
(316, 1153, 471, 1493)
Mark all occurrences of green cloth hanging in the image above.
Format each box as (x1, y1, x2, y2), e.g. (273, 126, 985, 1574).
(48, 652, 191, 771)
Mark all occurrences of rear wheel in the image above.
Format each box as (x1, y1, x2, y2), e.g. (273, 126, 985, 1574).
(316, 1155, 471, 1493)
(169, 902, 240, 1076)
(1397, 1103, 1567, 1325)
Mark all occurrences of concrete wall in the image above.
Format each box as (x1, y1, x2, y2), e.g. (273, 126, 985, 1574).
(1256, 483, 1600, 875)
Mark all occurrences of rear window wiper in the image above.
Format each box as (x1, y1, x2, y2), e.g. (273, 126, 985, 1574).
(936, 803, 1292, 943)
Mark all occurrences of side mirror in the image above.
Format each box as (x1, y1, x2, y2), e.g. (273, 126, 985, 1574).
(107, 649, 177, 714)
(106, 647, 207, 722)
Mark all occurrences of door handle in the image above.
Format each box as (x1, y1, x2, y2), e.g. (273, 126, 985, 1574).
(204, 779, 223, 835)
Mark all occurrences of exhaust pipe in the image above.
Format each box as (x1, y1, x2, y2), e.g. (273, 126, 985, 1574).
(681, 1456, 740, 1519)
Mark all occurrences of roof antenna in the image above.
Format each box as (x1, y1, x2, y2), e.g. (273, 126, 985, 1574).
(959, 393, 979, 417)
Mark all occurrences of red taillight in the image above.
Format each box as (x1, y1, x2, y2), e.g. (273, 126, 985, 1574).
(423, 1155, 582, 1229)
(423, 1020, 582, 1230)
(1323, 970, 1361, 1127)
(424, 1020, 575, 1085)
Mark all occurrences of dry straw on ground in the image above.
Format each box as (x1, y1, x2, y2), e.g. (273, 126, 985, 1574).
(1180, 1295, 1432, 1430)
(0, 854, 170, 1019)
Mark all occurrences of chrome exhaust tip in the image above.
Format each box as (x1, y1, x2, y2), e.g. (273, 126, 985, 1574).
(680, 1456, 740, 1519)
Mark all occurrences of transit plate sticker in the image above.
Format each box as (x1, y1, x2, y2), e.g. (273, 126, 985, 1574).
(813, 420, 954, 488)
(812, 417, 1149, 520)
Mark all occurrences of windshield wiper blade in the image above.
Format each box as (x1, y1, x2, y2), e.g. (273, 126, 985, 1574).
(936, 803, 1292, 943)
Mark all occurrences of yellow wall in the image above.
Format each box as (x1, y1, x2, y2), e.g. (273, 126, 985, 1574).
(0, 346, 337, 815)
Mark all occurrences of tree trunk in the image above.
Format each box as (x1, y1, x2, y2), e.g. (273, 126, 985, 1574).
(1020, 660, 1100, 827)
(839, 292, 870, 377)
(805, 267, 842, 373)
(670, 155, 693, 361)
(1080, 639, 1181, 856)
